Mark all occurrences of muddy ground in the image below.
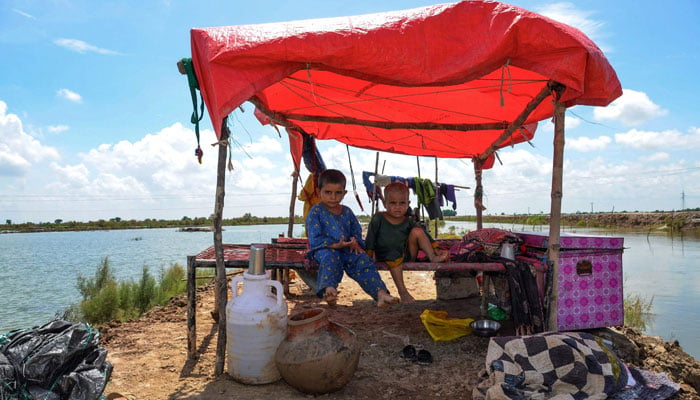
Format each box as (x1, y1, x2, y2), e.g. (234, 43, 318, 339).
(99, 270, 700, 400)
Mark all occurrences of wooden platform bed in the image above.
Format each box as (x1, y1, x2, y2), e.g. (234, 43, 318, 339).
(185, 237, 547, 357)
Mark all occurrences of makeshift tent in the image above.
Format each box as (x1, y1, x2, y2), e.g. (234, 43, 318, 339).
(181, 0, 621, 375)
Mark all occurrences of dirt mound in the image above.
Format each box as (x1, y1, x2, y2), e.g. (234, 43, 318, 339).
(100, 272, 700, 399)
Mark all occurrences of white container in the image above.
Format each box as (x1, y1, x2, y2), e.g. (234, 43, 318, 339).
(226, 270, 288, 384)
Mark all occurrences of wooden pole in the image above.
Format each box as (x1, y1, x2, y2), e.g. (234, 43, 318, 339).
(284, 169, 301, 295)
(478, 83, 553, 163)
(213, 120, 230, 376)
(547, 93, 566, 332)
(473, 159, 484, 230)
(416, 157, 424, 222)
(186, 255, 196, 359)
(371, 152, 380, 215)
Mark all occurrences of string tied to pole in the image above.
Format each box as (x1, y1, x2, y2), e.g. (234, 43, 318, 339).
(345, 144, 364, 212)
(179, 58, 205, 164)
(500, 58, 513, 107)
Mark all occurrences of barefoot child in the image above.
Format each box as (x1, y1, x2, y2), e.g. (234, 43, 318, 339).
(306, 169, 399, 307)
(365, 182, 448, 303)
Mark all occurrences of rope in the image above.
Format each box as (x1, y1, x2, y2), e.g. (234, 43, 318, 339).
(500, 58, 513, 107)
(180, 58, 205, 164)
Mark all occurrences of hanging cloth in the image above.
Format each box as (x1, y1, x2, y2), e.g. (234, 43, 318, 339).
(298, 173, 322, 222)
(362, 171, 384, 204)
(180, 58, 205, 164)
(302, 134, 326, 174)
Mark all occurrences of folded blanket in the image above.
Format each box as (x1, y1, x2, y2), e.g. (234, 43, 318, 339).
(473, 332, 627, 400)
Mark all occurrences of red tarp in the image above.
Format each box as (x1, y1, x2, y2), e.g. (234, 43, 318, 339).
(190, 0, 621, 159)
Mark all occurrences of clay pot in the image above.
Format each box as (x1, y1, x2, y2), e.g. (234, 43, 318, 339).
(275, 307, 360, 394)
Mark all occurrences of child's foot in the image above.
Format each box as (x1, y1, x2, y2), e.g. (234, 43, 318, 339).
(399, 291, 415, 304)
(429, 249, 448, 263)
(323, 287, 338, 306)
(377, 291, 400, 308)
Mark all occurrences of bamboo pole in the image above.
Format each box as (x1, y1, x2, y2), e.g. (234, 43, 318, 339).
(547, 93, 566, 332)
(213, 120, 230, 376)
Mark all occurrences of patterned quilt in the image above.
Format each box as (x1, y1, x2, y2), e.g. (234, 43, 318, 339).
(473, 332, 627, 400)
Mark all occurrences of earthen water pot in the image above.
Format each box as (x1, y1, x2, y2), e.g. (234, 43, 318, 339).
(275, 307, 360, 394)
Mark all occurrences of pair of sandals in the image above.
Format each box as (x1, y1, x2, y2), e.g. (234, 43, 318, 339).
(400, 345, 432, 365)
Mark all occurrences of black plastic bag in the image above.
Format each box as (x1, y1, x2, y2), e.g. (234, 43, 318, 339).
(0, 319, 112, 400)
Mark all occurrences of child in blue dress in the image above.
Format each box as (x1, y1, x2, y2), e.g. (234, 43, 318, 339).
(306, 169, 399, 307)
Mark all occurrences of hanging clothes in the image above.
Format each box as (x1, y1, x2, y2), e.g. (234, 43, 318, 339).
(440, 183, 458, 210)
(302, 134, 326, 174)
(415, 178, 442, 220)
(362, 171, 384, 204)
(298, 173, 322, 222)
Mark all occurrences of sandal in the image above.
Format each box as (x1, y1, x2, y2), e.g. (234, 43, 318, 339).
(416, 349, 433, 365)
(400, 345, 417, 361)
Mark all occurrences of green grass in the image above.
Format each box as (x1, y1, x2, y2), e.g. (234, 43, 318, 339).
(61, 257, 209, 325)
(624, 292, 654, 331)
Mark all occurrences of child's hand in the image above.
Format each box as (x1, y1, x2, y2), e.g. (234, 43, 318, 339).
(346, 237, 364, 254)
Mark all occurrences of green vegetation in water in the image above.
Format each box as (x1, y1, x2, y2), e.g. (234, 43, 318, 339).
(624, 292, 654, 331)
(61, 257, 212, 325)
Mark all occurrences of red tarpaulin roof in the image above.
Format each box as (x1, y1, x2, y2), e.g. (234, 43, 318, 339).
(189, 0, 621, 159)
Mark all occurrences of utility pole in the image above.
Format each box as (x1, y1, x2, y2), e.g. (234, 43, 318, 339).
(590, 202, 594, 213)
(681, 190, 686, 210)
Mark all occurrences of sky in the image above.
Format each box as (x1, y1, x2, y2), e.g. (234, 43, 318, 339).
(1, 0, 699, 224)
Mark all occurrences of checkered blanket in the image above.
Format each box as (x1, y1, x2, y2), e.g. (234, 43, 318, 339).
(473, 332, 627, 400)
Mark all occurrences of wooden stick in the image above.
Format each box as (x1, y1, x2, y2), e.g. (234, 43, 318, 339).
(213, 120, 230, 376)
(434, 157, 439, 237)
(473, 159, 484, 230)
(266, 111, 510, 132)
(547, 91, 566, 332)
(478, 82, 553, 162)
(372, 152, 380, 215)
(187, 256, 196, 360)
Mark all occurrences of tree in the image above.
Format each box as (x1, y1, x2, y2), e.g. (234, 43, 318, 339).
(55, 219, 63, 224)
(6, 219, 11, 225)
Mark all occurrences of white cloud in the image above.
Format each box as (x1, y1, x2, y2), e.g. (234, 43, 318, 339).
(535, 2, 610, 52)
(593, 89, 667, 126)
(566, 135, 611, 152)
(640, 152, 670, 162)
(53, 38, 123, 55)
(234, 135, 283, 155)
(0, 100, 61, 177)
(566, 115, 581, 130)
(57, 89, 83, 103)
(615, 128, 700, 150)
(49, 162, 90, 187)
(12, 9, 36, 19)
(47, 125, 69, 134)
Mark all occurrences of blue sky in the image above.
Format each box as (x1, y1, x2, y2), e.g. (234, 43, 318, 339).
(1, 0, 699, 224)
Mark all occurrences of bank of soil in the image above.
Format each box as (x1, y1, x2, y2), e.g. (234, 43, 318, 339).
(100, 271, 700, 399)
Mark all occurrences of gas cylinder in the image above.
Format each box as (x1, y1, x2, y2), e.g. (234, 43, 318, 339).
(226, 246, 288, 384)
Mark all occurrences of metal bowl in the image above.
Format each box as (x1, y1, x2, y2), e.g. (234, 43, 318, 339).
(470, 319, 501, 337)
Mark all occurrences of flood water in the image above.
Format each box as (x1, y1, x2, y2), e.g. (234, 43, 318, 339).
(1, 222, 697, 360)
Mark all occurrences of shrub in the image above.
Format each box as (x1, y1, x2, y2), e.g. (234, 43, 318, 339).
(65, 258, 190, 325)
(624, 293, 654, 331)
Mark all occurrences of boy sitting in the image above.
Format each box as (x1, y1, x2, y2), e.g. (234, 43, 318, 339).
(365, 182, 448, 303)
(306, 169, 399, 307)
